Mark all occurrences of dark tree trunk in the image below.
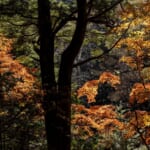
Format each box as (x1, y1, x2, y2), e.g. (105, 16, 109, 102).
(38, 0, 57, 150)
(38, 0, 87, 150)
(38, 0, 55, 88)
(57, 1, 87, 149)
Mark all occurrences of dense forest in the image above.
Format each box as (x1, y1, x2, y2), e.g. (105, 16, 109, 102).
(0, 0, 150, 150)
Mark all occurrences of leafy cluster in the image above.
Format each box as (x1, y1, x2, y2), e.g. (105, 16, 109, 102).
(0, 36, 46, 149)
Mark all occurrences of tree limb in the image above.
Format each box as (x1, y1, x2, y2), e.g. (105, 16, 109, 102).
(73, 21, 131, 67)
(53, 10, 77, 34)
(58, 0, 87, 86)
(6, 20, 37, 27)
(88, 0, 124, 22)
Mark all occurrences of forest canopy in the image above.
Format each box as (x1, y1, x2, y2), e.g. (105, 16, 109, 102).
(0, 0, 150, 150)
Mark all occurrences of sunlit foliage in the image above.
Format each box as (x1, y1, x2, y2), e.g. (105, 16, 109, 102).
(72, 1, 150, 149)
(77, 72, 120, 103)
(129, 83, 150, 105)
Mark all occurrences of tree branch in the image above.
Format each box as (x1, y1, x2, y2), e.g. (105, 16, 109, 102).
(87, 0, 94, 15)
(58, 0, 87, 86)
(52, 0, 123, 35)
(73, 21, 131, 67)
(88, 0, 124, 22)
(53, 10, 77, 34)
(6, 20, 37, 27)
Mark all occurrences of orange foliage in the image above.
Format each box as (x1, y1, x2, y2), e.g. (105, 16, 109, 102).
(123, 110, 150, 145)
(119, 56, 138, 69)
(75, 74, 150, 144)
(74, 1, 150, 145)
(0, 35, 13, 52)
(115, 2, 150, 144)
(77, 80, 99, 103)
(99, 72, 120, 86)
(72, 103, 150, 144)
(129, 83, 150, 105)
(128, 88, 150, 144)
(72, 104, 124, 139)
(0, 36, 40, 101)
(115, 1, 150, 73)
(77, 72, 120, 103)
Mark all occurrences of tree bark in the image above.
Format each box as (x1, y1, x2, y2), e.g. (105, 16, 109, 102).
(38, 0, 57, 150)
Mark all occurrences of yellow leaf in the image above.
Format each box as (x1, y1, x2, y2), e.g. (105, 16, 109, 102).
(143, 114, 150, 127)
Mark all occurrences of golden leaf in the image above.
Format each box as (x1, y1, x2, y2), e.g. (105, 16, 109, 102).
(143, 114, 150, 127)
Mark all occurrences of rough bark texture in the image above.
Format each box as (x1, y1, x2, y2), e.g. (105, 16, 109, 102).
(38, 0, 87, 150)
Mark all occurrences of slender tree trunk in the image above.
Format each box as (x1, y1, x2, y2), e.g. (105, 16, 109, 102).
(57, 1, 87, 150)
(38, 0, 57, 150)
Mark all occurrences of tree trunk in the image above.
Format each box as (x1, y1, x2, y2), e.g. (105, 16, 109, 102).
(38, 0, 57, 150)
(57, 1, 87, 150)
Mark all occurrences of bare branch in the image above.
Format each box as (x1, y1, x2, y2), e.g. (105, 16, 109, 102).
(88, 0, 124, 22)
(73, 21, 131, 67)
(7, 20, 37, 27)
(87, 0, 94, 15)
(58, 0, 87, 86)
(17, 13, 37, 20)
(53, 10, 77, 34)
(53, 0, 123, 34)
